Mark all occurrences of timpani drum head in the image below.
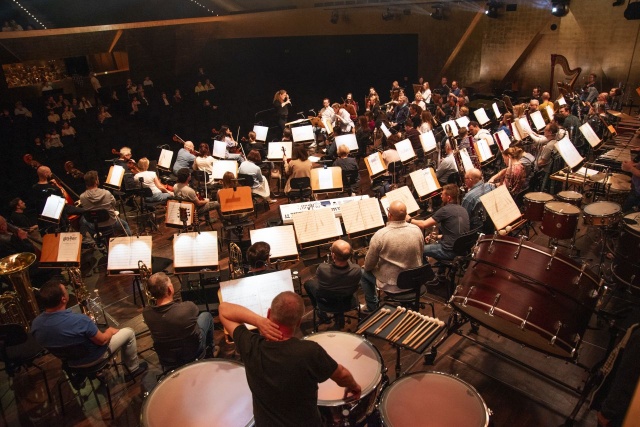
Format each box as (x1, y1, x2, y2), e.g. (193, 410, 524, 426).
(524, 192, 554, 203)
(545, 201, 581, 216)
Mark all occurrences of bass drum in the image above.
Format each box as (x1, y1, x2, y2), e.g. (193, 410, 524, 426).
(141, 360, 254, 427)
(451, 235, 600, 359)
(612, 213, 640, 294)
(304, 332, 384, 426)
(378, 371, 490, 427)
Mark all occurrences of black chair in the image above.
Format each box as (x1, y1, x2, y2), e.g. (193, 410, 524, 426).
(83, 209, 114, 252)
(0, 323, 52, 403)
(152, 338, 205, 373)
(312, 292, 361, 332)
(341, 170, 360, 196)
(436, 227, 483, 300)
(382, 264, 436, 316)
(287, 177, 312, 203)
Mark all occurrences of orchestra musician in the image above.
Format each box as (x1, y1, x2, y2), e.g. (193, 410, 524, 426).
(214, 125, 243, 161)
(30, 165, 84, 232)
(436, 140, 458, 186)
(581, 73, 599, 105)
(239, 150, 276, 203)
(79, 171, 132, 236)
(273, 89, 291, 131)
(531, 86, 542, 104)
(173, 168, 219, 222)
(343, 93, 358, 120)
(283, 145, 312, 195)
(558, 105, 581, 138)
(333, 145, 360, 196)
(332, 103, 354, 133)
(134, 158, 173, 203)
(421, 81, 432, 104)
(538, 92, 554, 122)
(450, 80, 461, 97)
(488, 147, 527, 196)
(173, 140, 197, 175)
(355, 116, 372, 159)
(621, 159, 640, 212)
(193, 143, 217, 185)
(461, 168, 495, 230)
(436, 77, 450, 97)
(246, 241, 273, 276)
(389, 96, 409, 132)
(418, 110, 436, 134)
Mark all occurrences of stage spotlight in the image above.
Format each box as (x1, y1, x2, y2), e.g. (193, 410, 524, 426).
(485, 1, 501, 18)
(330, 10, 339, 24)
(430, 4, 444, 20)
(382, 8, 395, 21)
(551, 0, 570, 17)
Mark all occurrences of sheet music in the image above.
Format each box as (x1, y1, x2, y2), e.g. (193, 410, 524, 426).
(317, 168, 334, 190)
(335, 134, 358, 152)
(419, 131, 437, 153)
(557, 96, 567, 106)
(107, 236, 152, 271)
(367, 153, 385, 175)
(410, 168, 440, 197)
(476, 139, 493, 162)
(395, 139, 416, 162)
(166, 200, 194, 226)
(518, 117, 533, 136)
(340, 198, 384, 235)
(280, 195, 370, 224)
(211, 160, 238, 180)
(455, 116, 470, 129)
(495, 130, 511, 150)
(253, 125, 268, 142)
(309, 156, 321, 163)
(511, 122, 522, 141)
(267, 141, 292, 159)
(492, 103, 502, 119)
(474, 108, 490, 126)
(106, 165, 125, 188)
(173, 231, 218, 270)
(380, 122, 391, 138)
(41, 195, 65, 220)
(442, 120, 459, 137)
(158, 149, 173, 169)
(292, 207, 341, 245)
(556, 136, 584, 169)
(212, 140, 227, 159)
(459, 149, 474, 171)
(250, 226, 298, 260)
(575, 167, 599, 177)
(579, 122, 601, 147)
(58, 232, 81, 262)
(545, 105, 555, 123)
(384, 186, 420, 214)
(220, 270, 294, 321)
(480, 185, 521, 231)
(292, 125, 314, 142)
(530, 111, 546, 131)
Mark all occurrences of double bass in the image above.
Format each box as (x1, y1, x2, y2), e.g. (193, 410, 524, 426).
(23, 154, 79, 206)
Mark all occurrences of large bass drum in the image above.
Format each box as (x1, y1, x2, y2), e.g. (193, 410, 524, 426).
(450, 235, 601, 359)
(378, 372, 490, 427)
(304, 332, 384, 426)
(612, 213, 640, 294)
(140, 360, 254, 427)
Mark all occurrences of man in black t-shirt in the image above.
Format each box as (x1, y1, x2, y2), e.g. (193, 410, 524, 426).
(219, 291, 361, 427)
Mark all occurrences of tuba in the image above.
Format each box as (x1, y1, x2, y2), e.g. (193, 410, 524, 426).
(228, 242, 244, 279)
(67, 267, 91, 316)
(0, 253, 39, 324)
(138, 260, 155, 306)
(0, 292, 30, 330)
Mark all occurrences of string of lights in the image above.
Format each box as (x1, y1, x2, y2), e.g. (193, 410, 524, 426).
(185, 0, 216, 15)
(11, 0, 47, 30)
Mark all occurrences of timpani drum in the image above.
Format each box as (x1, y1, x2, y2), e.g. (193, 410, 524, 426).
(523, 192, 554, 221)
(583, 201, 622, 227)
(303, 332, 384, 426)
(612, 213, 640, 294)
(451, 234, 600, 359)
(541, 202, 581, 240)
(140, 360, 254, 427)
(378, 372, 490, 427)
(556, 191, 583, 208)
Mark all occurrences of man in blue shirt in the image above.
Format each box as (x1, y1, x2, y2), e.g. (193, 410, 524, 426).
(461, 168, 495, 229)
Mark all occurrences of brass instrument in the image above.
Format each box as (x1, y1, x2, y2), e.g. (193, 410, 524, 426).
(138, 260, 154, 306)
(0, 253, 39, 324)
(0, 291, 30, 330)
(228, 242, 244, 280)
(64, 161, 84, 179)
(67, 267, 91, 316)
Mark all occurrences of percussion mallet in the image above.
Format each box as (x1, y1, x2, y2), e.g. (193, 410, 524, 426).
(374, 306, 405, 334)
(391, 311, 423, 342)
(412, 319, 445, 349)
(404, 315, 434, 344)
(385, 310, 416, 341)
(356, 308, 390, 334)
(405, 318, 439, 347)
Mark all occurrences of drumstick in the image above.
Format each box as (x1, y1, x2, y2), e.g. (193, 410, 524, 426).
(391, 312, 423, 342)
(411, 320, 445, 349)
(382, 309, 411, 338)
(405, 320, 439, 348)
(374, 306, 405, 334)
(404, 315, 435, 343)
(385, 310, 416, 341)
(356, 308, 389, 334)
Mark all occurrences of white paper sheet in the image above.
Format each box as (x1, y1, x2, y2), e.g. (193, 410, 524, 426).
(455, 116, 470, 129)
(556, 136, 584, 169)
(212, 140, 227, 159)
(292, 125, 314, 142)
(395, 139, 416, 162)
(211, 160, 238, 180)
(480, 185, 522, 231)
(317, 168, 334, 190)
(383, 186, 420, 214)
(340, 198, 384, 235)
(474, 108, 490, 126)
(494, 130, 511, 150)
(292, 207, 342, 244)
(267, 141, 292, 160)
(476, 139, 493, 162)
(419, 131, 437, 153)
(545, 105, 555, 122)
(106, 165, 125, 188)
(530, 110, 546, 131)
(380, 122, 392, 138)
(41, 195, 65, 220)
(459, 149, 475, 171)
(107, 236, 152, 272)
(518, 117, 533, 136)
(250, 225, 298, 260)
(579, 122, 601, 148)
(173, 231, 218, 270)
(410, 168, 440, 197)
(492, 103, 502, 119)
(220, 270, 294, 321)
(253, 125, 268, 142)
(335, 134, 359, 152)
(158, 149, 173, 169)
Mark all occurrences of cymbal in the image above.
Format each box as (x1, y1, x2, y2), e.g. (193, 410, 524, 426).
(590, 172, 632, 191)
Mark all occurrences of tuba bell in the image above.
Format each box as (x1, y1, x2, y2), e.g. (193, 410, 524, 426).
(138, 260, 155, 306)
(0, 292, 30, 331)
(0, 253, 40, 324)
(228, 242, 244, 279)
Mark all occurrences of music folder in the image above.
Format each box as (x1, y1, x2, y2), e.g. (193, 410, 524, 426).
(267, 141, 292, 160)
(157, 149, 173, 171)
(173, 231, 219, 273)
(335, 134, 359, 153)
(409, 168, 441, 200)
(492, 103, 502, 119)
(253, 125, 268, 142)
(107, 236, 152, 275)
(340, 198, 385, 238)
(292, 207, 342, 248)
(40, 195, 65, 223)
(40, 232, 82, 268)
(480, 185, 522, 232)
(219, 186, 254, 215)
(365, 152, 387, 179)
(311, 167, 343, 194)
(104, 164, 125, 190)
(381, 186, 420, 215)
(250, 225, 299, 262)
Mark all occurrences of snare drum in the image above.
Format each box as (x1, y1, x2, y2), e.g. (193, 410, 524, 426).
(583, 201, 622, 227)
(612, 213, 640, 293)
(304, 332, 383, 426)
(556, 191, 583, 208)
(378, 372, 490, 427)
(523, 192, 554, 221)
(141, 360, 254, 427)
(541, 202, 581, 240)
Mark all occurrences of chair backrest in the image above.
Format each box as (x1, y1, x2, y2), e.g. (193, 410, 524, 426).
(528, 170, 546, 193)
(290, 177, 311, 190)
(46, 342, 92, 362)
(316, 292, 358, 313)
(452, 227, 482, 256)
(396, 264, 435, 290)
(153, 338, 200, 370)
(342, 170, 359, 186)
(0, 324, 28, 358)
(237, 173, 254, 187)
(388, 161, 403, 175)
(191, 170, 209, 182)
(83, 209, 111, 226)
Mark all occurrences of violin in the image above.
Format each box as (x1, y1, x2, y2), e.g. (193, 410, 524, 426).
(111, 148, 140, 174)
(23, 154, 78, 206)
(172, 134, 201, 156)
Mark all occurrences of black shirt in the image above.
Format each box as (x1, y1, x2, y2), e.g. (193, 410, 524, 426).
(273, 99, 288, 118)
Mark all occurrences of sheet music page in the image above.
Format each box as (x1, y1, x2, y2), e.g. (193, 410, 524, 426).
(309, 156, 321, 163)
(317, 168, 334, 190)
(107, 165, 125, 187)
(173, 231, 218, 269)
(212, 140, 227, 159)
(340, 198, 384, 235)
(518, 117, 533, 136)
(492, 103, 502, 119)
(545, 105, 555, 122)
(253, 125, 268, 142)
(380, 122, 391, 138)
(442, 120, 459, 137)
(480, 185, 521, 231)
(41, 195, 65, 220)
(335, 134, 358, 151)
(367, 153, 385, 175)
(495, 130, 511, 150)
(166, 201, 194, 226)
(511, 122, 522, 141)
(530, 111, 546, 131)
(385, 186, 420, 214)
(476, 139, 493, 162)
(212, 160, 238, 180)
(57, 232, 81, 262)
(322, 118, 334, 134)
(410, 168, 440, 197)
(576, 167, 599, 177)
(557, 96, 567, 106)
(220, 270, 294, 320)
(250, 226, 298, 260)
(107, 236, 152, 271)
(579, 122, 601, 147)
(158, 149, 173, 169)
(395, 139, 416, 162)
(556, 136, 584, 169)
(474, 108, 490, 125)
(419, 131, 437, 153)
(455, 116, 470, 129)
(292, 125, 314, 142)
(267, 141, 292, 159)
(292, 207, 341, 244)
(459, 149, 474, 171)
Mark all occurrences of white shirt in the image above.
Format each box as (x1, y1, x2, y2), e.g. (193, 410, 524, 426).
(422, 89, 432, 104)
(336, 108, 354, 132)
(134, 171, 161, 194)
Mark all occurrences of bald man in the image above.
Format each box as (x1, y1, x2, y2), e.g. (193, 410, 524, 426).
(173, 140, 196, 175)
(359, 201, 424, 312)
(30, 165, 84, 232)
(461, 168, 495, 229)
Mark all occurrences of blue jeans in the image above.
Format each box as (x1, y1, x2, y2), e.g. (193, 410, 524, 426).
(359, 269, 378, 311)
(197, 312, 214, 354)
(146, 192, 172, 203)
(80, 216, 131, 237)
(423, 243, 455, 261)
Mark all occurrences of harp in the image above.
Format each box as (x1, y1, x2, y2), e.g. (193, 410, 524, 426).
(550, 54, 582, 98)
